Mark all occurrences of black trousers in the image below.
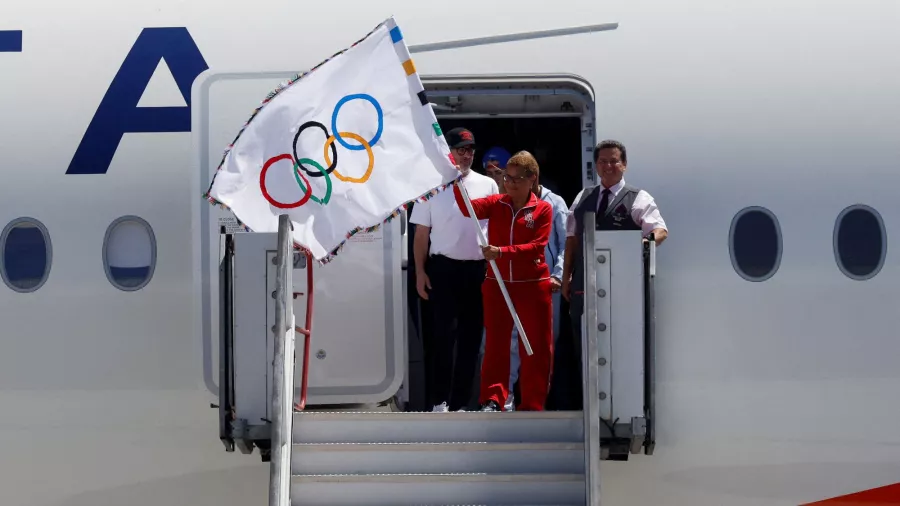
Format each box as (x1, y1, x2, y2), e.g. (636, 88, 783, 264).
(426, 254, 486, 410)
(566, 297, 586, 410)
(546, 295, 576, 411)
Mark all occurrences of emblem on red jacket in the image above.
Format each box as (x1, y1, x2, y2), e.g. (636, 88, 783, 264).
(524, 211, 534, 229)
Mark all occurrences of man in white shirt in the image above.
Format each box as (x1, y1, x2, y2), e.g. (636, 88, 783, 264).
(562, 139, 667, 300)
(560, 139, 667, 408)
(410, 127, 499, 412)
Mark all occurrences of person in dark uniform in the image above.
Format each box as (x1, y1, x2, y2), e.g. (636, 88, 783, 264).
(560, 139, 668, 407)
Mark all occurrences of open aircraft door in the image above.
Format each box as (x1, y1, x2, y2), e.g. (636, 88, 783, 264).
(193, 71, 408, 454)
(583, 227, 658, 458)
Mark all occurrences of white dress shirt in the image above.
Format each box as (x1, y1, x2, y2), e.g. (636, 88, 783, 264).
(409, 170, 499, 260)
(565, 179, 667, 238)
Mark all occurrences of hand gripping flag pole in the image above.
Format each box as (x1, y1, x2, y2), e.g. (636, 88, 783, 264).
(457, 180, 533, 356)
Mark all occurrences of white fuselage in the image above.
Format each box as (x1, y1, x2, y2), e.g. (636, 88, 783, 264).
(2, 1, 899, 505)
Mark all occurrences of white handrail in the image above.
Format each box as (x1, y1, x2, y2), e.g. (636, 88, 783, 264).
(269, 214, 295, 506)
(582, 211, 602, 504)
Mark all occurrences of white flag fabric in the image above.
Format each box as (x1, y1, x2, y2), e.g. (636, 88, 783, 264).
(204, 17, 460, 262)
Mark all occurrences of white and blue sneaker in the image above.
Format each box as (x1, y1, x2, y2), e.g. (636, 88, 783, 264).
(431, 402, 449, 413)
(504, 392, 515, 412)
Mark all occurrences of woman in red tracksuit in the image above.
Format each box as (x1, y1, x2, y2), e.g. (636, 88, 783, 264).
(453, 150, 554, 411)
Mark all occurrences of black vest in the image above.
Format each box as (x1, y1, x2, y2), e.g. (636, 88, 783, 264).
(570, 184, 641, 315)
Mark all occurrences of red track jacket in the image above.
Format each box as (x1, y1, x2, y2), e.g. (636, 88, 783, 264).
(453, 184, 553, 283)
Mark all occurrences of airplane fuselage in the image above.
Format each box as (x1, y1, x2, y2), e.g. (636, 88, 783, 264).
(2, 1, 899, 505)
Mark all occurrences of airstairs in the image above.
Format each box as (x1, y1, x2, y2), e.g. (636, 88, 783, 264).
(290, 410, 587, 505)
(213, 212, 656, 505)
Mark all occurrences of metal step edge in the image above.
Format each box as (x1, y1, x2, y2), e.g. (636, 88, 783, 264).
(293, 411, 582, 420)
(292, 442, 584, 452)
(292, 473, 584, 483)
(292, 503, 581, 506)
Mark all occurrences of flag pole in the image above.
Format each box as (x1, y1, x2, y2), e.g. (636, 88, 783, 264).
(457, 180, 534, 356)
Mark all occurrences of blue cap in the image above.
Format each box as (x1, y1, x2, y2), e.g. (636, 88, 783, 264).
(482, 146, 511, 169)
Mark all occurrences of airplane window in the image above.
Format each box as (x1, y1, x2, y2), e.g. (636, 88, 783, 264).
(834, 205, 886, 280)
(729, 207, 782, 282)
(0, 218, 52, 292)
(103, 216, 156, 291)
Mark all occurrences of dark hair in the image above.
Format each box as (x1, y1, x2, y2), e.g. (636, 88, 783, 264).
(593, 139, 627, 165)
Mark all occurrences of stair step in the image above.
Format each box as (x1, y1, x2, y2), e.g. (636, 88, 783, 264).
(290, 473, 585, 505)
(291, 442, 585, 475)
(292, 411, 583, 444)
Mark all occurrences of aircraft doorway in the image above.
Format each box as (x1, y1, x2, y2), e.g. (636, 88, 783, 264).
(403, 75, 596, 413)
(435, 116, 586, 206)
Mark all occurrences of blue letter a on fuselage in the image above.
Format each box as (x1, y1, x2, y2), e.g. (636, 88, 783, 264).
(66, 28, 209, 175)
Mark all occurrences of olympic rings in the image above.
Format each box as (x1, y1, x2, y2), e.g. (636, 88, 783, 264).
(331, 94, 383, 151)
(324, 132, 374, 184)
(294, 158, 333, 204)
(259, 93, 383, 209)
(260, 154, 312, 209)
(293, 121, 337, 178)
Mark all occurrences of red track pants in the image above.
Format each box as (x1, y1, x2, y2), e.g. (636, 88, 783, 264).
(480, 277, 553, 411)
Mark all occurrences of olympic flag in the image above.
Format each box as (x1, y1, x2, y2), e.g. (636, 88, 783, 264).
(204, 17, 460, 262)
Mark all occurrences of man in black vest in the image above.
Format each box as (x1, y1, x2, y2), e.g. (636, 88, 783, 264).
(560, 139, 668, 407)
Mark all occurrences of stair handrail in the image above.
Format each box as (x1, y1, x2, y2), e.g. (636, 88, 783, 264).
(293, 247, 314, 412)
(582, 211, 602, 504)
(269, 214, 295, 506)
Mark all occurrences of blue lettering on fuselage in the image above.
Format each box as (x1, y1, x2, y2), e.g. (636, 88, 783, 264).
(0, 31, 23, 52)
(66, 28, 209, 175)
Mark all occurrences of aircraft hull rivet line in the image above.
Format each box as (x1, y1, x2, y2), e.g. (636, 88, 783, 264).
(597, 255, 606, 263)
(599, 358, 607, 366)
(598, 323, 607, 331)
(597, 289, 606, 297)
